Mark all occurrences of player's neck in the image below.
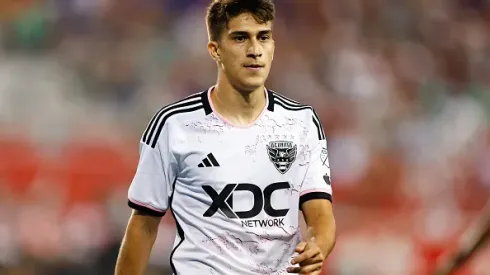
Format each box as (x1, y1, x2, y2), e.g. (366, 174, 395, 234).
(211, 79, 266, 126)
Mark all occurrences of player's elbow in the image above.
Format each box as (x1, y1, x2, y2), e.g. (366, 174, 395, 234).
(325, 212, 337, 253)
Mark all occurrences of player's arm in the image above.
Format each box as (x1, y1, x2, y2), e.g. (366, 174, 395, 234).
(115, 210, 161, 275)
(289, 197, 336, 275)
(434, 201, 490, 275)
(301, 199, 336, 260)
(115, 120, 178, 275)
(288, 111, 336, 275)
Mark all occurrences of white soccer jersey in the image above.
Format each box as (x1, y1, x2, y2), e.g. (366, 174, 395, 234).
(128, 87, 332, 275)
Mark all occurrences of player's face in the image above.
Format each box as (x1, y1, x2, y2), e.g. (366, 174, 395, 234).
(210, 13, 275, 92)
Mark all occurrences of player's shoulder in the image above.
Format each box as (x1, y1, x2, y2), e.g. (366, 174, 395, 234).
(268, 89, 325, 140)
(140, 89, 211, 148)
(268, 89, 320, 117)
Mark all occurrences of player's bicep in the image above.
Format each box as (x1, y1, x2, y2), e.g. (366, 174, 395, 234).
(301, 199, 334, 227)
(128, 209, 162, 235)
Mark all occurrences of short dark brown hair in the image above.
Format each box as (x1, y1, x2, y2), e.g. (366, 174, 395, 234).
(206, 0, 275, 41)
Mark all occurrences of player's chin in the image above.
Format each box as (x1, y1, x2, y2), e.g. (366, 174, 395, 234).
(238, 76, 267, 91)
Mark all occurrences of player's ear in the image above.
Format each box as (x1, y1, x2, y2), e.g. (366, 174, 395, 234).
(207, 41, 221, 63)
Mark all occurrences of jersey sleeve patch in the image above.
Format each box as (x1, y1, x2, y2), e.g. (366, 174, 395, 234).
(311, 113, 325, 140)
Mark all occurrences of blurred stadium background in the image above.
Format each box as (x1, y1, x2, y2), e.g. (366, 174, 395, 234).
(0, 0, 489, 274)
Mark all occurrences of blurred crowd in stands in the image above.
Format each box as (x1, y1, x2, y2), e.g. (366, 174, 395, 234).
(0, 0, 490, 274)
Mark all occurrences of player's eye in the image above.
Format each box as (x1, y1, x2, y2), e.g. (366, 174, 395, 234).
(234, 36, 246, 42)
(259, 35, 270, 41)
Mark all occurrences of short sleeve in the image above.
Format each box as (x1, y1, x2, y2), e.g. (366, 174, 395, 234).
(299, 111, 332, 209)
(127, 123, 178, 217)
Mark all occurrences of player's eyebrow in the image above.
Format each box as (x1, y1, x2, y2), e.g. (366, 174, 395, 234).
(229, 29, 272, 36)
(257, 30, 272, 36)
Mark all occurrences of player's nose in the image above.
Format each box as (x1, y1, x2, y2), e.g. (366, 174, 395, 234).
(246, 41, 262, 58)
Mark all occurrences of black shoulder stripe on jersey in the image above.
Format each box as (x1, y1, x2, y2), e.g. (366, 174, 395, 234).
(149, 104, 204, 148)
(311, 116, 324, 140)
(266, 89, 275, 111)
(273, 91, 302, 105)
(273, 99, 324, 140)
(142, 94, 202, 144)
(201, 90, 213, 115)
(311, 109, 326, 140)
(273, 94, 308, 109)
(273, 93, 326, 140)
(145, 100, 203, 147)
(274, 99, 311, 111)
(299, 192, 332, 210)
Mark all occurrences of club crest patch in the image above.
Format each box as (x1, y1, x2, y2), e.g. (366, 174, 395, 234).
(266, 141, 297, 174)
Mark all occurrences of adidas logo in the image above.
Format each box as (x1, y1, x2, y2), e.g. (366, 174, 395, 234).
(198, 153, 220, 167)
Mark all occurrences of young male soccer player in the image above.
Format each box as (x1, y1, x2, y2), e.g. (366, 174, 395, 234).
(433, 201, 490, 275)
(114, 1, 336, 274)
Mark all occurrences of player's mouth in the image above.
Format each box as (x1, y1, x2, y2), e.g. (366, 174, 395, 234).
(244, 64, 264, 71)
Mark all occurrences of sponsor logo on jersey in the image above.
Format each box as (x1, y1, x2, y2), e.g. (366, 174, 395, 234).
(202, 182, 291, 228)
(266, 141, 297, 174)
(241, 218, 285, 228)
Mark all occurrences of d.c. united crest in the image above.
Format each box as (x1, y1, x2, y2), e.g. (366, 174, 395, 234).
(266, 141, 297, 174)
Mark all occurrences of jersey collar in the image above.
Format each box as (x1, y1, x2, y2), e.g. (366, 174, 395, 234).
(202, 86, 275, 127)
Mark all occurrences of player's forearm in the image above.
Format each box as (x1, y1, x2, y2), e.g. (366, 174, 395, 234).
(115, 211, 160, 275)
(308, 213, 336, 258)
(302, 200, 336, 258)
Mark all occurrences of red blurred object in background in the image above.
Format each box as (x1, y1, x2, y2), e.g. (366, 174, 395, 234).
(0, 136, 41, 196)
(54, 140, 137, 205)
